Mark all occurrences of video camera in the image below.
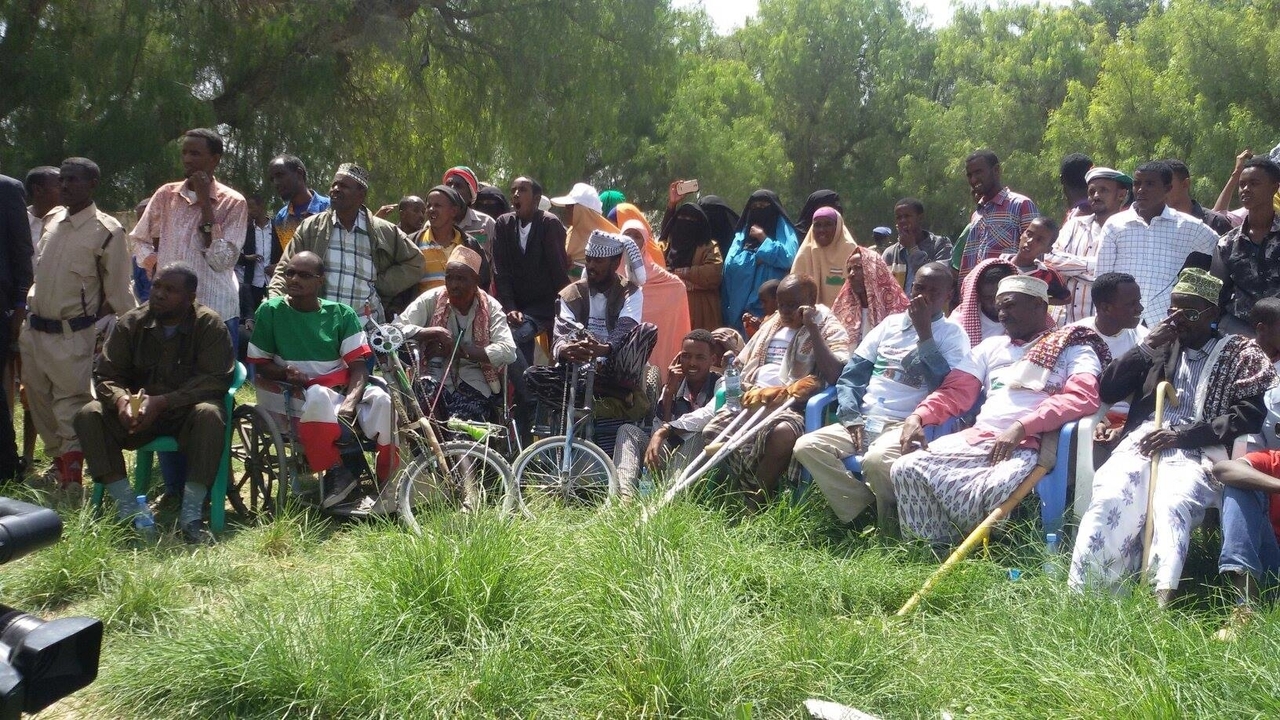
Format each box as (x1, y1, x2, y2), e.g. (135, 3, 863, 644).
(0, 498, 103, 718)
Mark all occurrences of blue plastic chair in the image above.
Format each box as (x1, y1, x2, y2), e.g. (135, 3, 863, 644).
(91, 362, 247, 533)
(801, 385, 1074, 532)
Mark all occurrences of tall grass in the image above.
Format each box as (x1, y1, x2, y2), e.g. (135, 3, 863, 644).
(3, 493, 1279, 718)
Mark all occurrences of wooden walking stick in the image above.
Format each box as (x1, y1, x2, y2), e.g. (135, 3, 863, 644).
(1141, 381, 1179, 576)
(897, 430, 1060, 616)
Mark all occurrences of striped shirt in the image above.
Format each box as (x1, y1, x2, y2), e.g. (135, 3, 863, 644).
(324, 210, 381, 322)
(416, 226, 464, 292)
(1094, 206, 1219, 327)
(959, 187, 1039, 275)
(1043, 213, 1108, 325)
(130, 179, 246, 322)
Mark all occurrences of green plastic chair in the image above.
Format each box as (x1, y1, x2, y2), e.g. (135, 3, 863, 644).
(91, 362, 247, 532)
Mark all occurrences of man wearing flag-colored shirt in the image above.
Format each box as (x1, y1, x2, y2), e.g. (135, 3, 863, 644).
(248, 251, 392, 509)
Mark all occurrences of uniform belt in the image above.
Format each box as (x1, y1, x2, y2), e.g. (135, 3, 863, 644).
(28, 314, 96, 334)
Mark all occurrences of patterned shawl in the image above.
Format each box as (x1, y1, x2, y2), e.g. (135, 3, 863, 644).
(831, 246, 909, 345)
(741, 307, 849, 387)
(430, 289, 501, 393)
(1196, 334, 1277, 421)
(1006, 325, 1113, 392)
(954, 257, 1019, 347)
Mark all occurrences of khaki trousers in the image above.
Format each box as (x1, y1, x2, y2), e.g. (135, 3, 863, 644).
(19, 325, 96, 457)
(793, 420, 904, 531)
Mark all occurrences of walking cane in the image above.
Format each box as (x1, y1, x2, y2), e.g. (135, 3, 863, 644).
(897, 430, 1060, 616)
(1141, 381, 1178, 576)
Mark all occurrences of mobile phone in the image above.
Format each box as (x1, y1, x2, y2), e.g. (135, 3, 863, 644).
(675, 179, 700, 196)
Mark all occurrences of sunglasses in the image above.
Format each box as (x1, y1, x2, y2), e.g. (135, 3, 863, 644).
(282, 269, 321, 280)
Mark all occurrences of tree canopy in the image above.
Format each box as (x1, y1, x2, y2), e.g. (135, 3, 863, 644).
(3, 0, 1278, 240)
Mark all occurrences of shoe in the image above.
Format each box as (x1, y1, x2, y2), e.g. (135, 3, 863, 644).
(180, 519, 215, 546)
(1213, 605, 1255, 642)
(321, 466, 359, 509)
(150, 492, 182, 515)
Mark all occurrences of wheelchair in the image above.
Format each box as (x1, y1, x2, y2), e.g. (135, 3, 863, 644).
(228, 322, 518, 532)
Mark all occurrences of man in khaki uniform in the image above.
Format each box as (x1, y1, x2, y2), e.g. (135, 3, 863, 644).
(20, 158, 135, 488)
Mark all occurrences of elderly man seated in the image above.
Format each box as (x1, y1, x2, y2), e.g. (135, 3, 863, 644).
(1070, 269, 1277, 605)
(75, 263, 234, 545)
(794, 262, 969, 536)
(398, 245, 517, 421)
(890, 275, 1106, 547)
(525, 230, 658, 422)
(247, 251, 393, 510)
(702, 273, 849, 510)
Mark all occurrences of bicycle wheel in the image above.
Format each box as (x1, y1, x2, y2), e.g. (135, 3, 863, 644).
(511, 435, 619, 511)
(397, 440, 516, 534)
(229, 404, 287, 520)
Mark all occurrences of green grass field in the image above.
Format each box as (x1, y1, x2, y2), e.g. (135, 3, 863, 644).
(3, 474, 1279, 719)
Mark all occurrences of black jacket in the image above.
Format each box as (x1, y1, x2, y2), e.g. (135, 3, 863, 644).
(492, 210, 570, 323)
(0, 175, 34, 313)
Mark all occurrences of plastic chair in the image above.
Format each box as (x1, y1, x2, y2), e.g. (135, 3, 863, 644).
(801, 385, 1077, 532)
(91, 362, 247, 533)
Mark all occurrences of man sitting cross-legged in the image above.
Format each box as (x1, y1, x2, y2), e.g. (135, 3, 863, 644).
(247, 251, 393, 510)
(612, 329, 722, 500)
(1069, 268, 1277, 605)
(525, 230, 658, 424)
(75, 263, 234, 544)
(398, 245, 517, 422)
(701, 273, 849, 511)
(793, 262, 969, 536)
(890, 275, 1106, 547)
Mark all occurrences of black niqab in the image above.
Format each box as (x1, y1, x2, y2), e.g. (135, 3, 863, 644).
(794, 189, 842, 237)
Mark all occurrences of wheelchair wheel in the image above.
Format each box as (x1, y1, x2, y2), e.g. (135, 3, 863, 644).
(397, 440, 517, 534)
(511, 435, 618, 512)
(229, 404, 287, 520)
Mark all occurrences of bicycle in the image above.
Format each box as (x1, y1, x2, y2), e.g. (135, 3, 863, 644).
(510, 318, 620, 513)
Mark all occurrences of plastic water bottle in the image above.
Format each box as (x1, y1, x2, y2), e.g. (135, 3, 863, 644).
(638, 468, 655, 498)
(865, 397, 887, 436)
(723, 353, 742, 412)
(134, 495, 157, 540)
(1043, 532, 1061, 578)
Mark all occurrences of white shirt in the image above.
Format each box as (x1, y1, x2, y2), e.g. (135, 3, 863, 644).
(1068, 316, 1147, 361)
(1094, 206, 1219, 327)
(561, 287, 644, 343)
(958, 334, 1102, 435)
(857, 312, 971, 422)
(756, 327, 797, 387)
(518, 220, 533, 252)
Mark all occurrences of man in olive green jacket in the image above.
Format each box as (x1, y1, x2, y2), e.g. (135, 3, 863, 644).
(268, 163, 423, 321)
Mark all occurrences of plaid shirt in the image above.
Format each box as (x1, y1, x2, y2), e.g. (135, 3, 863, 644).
(324, 210, 381, 323)
(959, 187, 1039, 274)
(1095, 206, 1219, 327)
(1214, 210, 1280, 324)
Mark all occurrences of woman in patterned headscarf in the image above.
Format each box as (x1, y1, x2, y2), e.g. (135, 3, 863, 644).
(830, 245, 909, 345)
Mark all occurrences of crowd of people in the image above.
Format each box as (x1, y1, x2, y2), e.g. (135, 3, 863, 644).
(5, 128, 1280, 634)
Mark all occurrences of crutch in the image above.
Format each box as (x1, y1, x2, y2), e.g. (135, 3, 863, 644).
(897, 430, 1060, 616)
(1141, 381, 1178, 576)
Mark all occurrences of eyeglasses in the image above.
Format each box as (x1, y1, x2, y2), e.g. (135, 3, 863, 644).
(1167, 306, 1206, 323)
(282, 269, 321, 280)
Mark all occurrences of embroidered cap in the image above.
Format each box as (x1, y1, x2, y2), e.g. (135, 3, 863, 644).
(446, 245, 483, 277)
(996, 274, 1050, 302)
(1172, 267, 1222, 304)
(585, 229, 626, 258)
(1084, 166, 1134, 187)
(334, 163, 369, 190)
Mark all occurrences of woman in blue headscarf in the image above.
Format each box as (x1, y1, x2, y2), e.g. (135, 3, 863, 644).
(721, 189, 798, 333)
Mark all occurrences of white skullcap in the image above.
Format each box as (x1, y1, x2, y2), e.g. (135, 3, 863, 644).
(996, 274, 1049, 302)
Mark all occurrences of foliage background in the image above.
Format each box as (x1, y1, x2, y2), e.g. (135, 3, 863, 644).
(3, 0, 1278, 240)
